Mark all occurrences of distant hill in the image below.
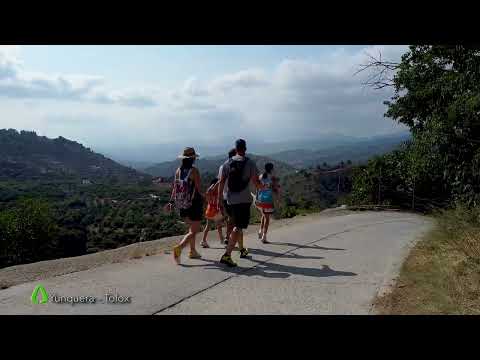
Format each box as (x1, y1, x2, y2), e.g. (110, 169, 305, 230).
(266, 132, 410, 169)
(115, 160, 155, 171)
(95, 133, 375, 164)
(248, 133, 362, 154)
(0, 129, 149, 183)
(143, 154, 296, 179)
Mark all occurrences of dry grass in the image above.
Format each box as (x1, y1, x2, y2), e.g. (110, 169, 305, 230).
(375, 206, 480, 315)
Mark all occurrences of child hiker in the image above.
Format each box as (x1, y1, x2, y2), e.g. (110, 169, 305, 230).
(200, 178, 225, 248)
(255, 162, 280, 243)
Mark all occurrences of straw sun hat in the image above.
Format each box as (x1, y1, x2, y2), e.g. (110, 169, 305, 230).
(177, 147, 200, 159)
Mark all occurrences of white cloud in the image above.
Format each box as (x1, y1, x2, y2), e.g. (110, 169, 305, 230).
(90, 89, 158, 107)
(0, 45, 410, 150)
(170, 99, 217, 111)
(0, 47, 157, 107)
(208, 68, 269, 93)
(255, 45, 408, 138)
(0, 46, 21, 80)
(169, 77, 215, 111)
(170, 68, 271, 114)
(181, 77, 209, 97)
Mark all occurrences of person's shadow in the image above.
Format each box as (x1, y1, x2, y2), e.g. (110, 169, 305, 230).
(271, 242, 346, 251)
(248, 262, 357, 279)
(248, 247, 325, 260)
(180, 257, 357, 280)
(179, 237, 353, 279)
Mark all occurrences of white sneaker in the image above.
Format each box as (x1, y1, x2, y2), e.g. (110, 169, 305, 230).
(261, 235, 269, 244)
(258, 231, 263, 239)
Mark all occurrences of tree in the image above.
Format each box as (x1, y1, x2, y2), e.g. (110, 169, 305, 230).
(354, 45, 480, 208)
(0, 198, 59, 267)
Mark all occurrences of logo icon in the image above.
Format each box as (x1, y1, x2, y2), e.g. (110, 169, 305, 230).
(31, 285, 49, 304)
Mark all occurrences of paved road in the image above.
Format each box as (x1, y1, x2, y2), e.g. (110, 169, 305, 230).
(0, 211, 432, 315)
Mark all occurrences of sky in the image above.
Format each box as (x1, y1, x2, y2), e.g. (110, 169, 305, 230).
(0, 45, 408, 154)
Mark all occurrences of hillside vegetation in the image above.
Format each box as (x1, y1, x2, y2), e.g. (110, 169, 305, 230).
(0, 131, 354, 268)
(348, 45, 480, 314)
(0, 179, 187, 268)
(349, 46, 480, 210)
(0, 129, 147, 183)
(0, 131, 179, 268)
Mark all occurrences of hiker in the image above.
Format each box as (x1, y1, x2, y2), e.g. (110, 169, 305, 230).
(255, 162, 280, 243)
(218, 148, 237, 245)
(200, 178, 225, 248)
(217, 139, 265, 267)
(168, 147, 205, 264)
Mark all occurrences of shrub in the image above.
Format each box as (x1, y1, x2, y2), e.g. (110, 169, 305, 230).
(0, 198, 59, 268)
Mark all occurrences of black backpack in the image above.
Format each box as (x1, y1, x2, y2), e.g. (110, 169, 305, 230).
(228, 157, 250, 193)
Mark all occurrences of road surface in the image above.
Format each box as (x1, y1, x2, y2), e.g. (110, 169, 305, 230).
(0, 211, 432, 315)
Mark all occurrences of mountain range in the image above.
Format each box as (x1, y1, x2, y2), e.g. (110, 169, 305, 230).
(96, 132, 409, 165)
(0, 128, 410, 184)
(267, 132, 410, 169)
(0, 129, 147, 183)
(142, 131, 410, 176)
(143, 154, 296, 179)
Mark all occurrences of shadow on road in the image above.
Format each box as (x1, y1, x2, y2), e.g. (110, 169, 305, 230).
(249, 262, 357, 279)
(248, 248, 325, 260)
(271, 242, 346, 251)
(180, 257, 357, 280)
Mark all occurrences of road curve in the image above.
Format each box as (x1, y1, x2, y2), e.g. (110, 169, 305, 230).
(0, 211, 432, 315)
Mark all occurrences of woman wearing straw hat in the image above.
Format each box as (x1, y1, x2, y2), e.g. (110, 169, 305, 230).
(168, 147, 205, 264)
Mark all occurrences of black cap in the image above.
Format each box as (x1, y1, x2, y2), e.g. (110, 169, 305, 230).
(235, 139, 246, 150)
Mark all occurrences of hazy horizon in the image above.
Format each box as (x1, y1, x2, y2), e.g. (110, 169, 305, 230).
(0, 45, 408, 160)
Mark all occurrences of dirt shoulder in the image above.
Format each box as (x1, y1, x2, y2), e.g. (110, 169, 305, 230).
(374, 211, 480, 315)
(0, 209, 353, 290)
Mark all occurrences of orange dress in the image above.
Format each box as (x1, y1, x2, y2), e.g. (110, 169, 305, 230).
(205, 185, 222, 221)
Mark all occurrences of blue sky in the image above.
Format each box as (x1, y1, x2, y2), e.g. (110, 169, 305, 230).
(20, 46, 367, 88)
(0, 45, 408, 154)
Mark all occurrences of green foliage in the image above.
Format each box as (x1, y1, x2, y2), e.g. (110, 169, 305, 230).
(0, 198, 59, 267)
(0, 177, 185, 268)
(387, 45, 480, 206)
(351, 45, 480, 210)
(281, 206, 298, 218)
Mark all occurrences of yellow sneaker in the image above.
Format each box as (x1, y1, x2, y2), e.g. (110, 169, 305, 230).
(220, 254, 237, 267)
(188, 250, 202, 259)
(173, 245, 182, 264)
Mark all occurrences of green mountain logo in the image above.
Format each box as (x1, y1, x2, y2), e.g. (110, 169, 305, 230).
(31, 285, 49, 304)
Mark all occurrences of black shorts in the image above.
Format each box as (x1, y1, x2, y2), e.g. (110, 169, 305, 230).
(223, 200, 233, 218)
(229, 202, 251, 229)
(179, 193, 203, 222)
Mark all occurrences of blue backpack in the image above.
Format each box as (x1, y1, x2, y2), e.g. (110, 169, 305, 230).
(257, 176, 273, 204)
(258, 188, 273, 204)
